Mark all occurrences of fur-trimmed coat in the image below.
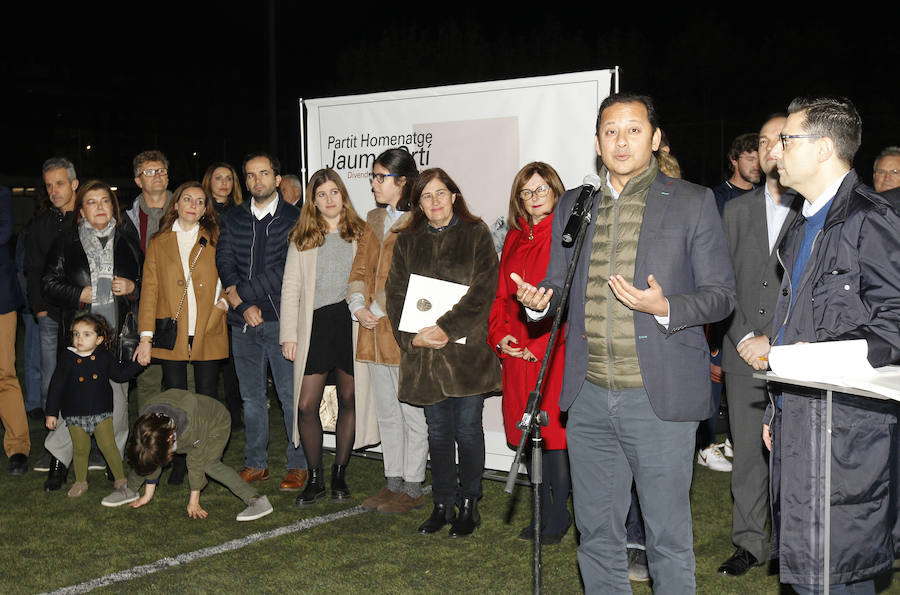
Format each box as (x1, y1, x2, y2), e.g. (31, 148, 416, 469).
(386, 218, 501, 406)
(347, 208, 410, 365)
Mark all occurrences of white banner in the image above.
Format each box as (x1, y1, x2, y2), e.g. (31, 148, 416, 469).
(306, 69, 618, 471)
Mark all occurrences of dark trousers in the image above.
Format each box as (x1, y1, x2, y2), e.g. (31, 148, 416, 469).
(423, 394, 485, 507)
(160, 359, 222, 400)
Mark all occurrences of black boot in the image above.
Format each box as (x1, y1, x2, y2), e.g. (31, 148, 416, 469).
(449, 497, 481, 537)
(168, 454, 187, 485)
(331, 464, 350, 501)
(44, 457, 68, 492)
(417, 502, 456, 534)
(295, 467, 326, 507)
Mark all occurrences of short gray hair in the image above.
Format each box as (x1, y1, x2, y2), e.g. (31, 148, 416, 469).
(42, 157, 77, 181)
(874, 146, 900, 170)
(282, 174, 301, 189)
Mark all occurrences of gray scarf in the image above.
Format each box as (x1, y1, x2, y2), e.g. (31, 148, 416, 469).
(137, 193, 172, 240)
(78, 218, 117, 327)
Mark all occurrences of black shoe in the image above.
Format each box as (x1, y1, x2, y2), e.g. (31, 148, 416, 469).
(418, 503, 456, 534)
(87, 448, 105, 471)
(27, 408, 44, 421)
(331, 464, 350, 501)
(517, 522, 534, 541)
(7, 453, 28, 476)
(44, 457, 68, 491)
(448, 497, 481, 538)
(168, 454, 187, 485)
(628, 547, 649, 582)
(717, 547, 762, 577)
(295, 467, 326, 507)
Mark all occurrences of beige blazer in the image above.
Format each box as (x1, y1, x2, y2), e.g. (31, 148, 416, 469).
(279, 241, 379, 449)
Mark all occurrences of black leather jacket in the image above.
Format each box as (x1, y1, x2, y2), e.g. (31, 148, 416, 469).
(42, 220, 143, 345)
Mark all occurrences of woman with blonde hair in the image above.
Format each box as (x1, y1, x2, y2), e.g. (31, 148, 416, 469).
(281, 168, 370, 506)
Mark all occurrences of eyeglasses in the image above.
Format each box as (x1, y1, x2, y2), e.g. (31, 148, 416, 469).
(420, 189, 452, 203)
(779, 134, 821, 149)
(518, 185, 551, 201)
(140, 168, 168, 177)
(369, 173, 399, 183)
(874, 168, 900, 177)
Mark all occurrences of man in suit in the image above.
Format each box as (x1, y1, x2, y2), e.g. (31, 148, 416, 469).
(716, 114, 802, 577)
(514, 93, 735, 593)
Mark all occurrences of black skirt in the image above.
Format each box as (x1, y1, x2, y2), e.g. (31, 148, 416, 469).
(304, 300, 354, 376)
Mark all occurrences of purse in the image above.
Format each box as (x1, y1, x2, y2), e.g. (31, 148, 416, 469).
(117, 310, 139, 363)
(153, 237, 207, 351)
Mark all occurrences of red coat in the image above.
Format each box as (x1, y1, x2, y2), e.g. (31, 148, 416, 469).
(488, 214, 567, 450)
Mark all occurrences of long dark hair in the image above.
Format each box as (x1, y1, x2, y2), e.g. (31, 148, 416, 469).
(373, 148, 418, 211)
(201, 162, 243, 206)
(398, 168, 481, 233)
(154, 181, 220, 245)
(128, 413, 176, 476)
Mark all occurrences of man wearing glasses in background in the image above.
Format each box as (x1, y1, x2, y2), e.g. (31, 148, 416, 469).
(759, 97, 900, 594)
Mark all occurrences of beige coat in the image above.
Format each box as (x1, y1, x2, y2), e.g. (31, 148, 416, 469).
(279, 241, 379, 449)
(138, 229, 228, 361)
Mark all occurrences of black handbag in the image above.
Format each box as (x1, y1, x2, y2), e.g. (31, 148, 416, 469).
(153, 237, 207, 351)
(117, 310, 140, 363)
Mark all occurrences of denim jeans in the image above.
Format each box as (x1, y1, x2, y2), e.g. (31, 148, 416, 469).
(231, 320, 306, 470)
(38, 315, 59, 410)
(22, 313, 42, 411)
(567, 383, 697, 595)
(423, 394, 485, 507)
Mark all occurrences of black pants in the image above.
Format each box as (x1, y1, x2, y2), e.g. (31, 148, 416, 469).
(160, 359, 222, 399)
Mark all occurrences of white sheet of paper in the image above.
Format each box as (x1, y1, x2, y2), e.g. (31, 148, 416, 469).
(399, 274, 469, 344)
(768, 339, 900, 400)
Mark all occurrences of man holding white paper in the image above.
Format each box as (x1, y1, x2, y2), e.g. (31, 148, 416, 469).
(761, 97, 900, 593)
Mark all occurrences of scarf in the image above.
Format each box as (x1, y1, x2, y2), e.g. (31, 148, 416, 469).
(137, 193, 171, 243)
(78, 218, 117, 328)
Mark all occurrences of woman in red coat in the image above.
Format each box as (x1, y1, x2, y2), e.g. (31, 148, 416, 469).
(489, 162, 570, 544)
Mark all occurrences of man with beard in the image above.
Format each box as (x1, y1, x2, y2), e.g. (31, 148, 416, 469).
(216, 152, 308, 492)
(716, 114, 803, 577)
(713, 133, 762, 214)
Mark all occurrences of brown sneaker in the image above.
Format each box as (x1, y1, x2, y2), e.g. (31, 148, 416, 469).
(361, 485, 395, 511)
(239, 467, 270, 483)
(67, 481, 89, 498)
(279, 468, 308, 491)
(377, 492, 426, 514)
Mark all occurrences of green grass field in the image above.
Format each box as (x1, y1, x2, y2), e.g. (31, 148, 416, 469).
(2, 392, 898, 594)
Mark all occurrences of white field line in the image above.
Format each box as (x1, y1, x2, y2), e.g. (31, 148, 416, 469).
(42, 506, 369, 594)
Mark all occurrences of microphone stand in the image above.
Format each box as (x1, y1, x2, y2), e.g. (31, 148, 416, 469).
(504, 189, 597, 594)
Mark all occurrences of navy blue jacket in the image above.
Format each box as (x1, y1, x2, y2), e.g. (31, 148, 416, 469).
(215, 193, 300, 327)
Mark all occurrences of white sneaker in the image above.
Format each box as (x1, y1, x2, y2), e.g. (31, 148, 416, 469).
(101, 485, 139, 507)
(722, 438, 734, 458)
(236, 495, 273, 521)
(697, 445, 732, 472)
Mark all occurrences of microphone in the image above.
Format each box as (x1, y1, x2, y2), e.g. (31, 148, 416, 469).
(561, 174, 603, 247)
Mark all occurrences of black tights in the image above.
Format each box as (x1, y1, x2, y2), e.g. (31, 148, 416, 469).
(297, 368, 355, 468)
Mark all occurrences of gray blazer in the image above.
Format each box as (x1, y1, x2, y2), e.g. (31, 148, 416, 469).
(721, 187, 802, 376)
(538, 171, 735, 421)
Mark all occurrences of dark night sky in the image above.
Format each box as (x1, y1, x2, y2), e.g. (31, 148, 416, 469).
(3, 4, 897, 193)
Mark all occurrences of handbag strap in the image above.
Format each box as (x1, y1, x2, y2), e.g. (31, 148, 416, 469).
(172, 242, 205, 322)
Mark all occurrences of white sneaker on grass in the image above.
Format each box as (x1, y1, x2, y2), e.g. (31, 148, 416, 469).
(722, 438, 734, 458)
(101, 485, 139, 507)
(237, 495, 273, 521)
(697, 444, 732, 472)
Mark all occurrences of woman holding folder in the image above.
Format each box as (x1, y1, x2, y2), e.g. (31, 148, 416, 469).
(386, 168, 501, 537)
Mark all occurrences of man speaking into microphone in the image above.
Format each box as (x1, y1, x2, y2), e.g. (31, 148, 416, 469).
(512, 93, 735, 593)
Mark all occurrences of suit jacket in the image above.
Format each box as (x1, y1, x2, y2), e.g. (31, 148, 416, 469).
(137, 228, 228, 361)
(538, 170, 735, 421)
(721, 187, 802, 376)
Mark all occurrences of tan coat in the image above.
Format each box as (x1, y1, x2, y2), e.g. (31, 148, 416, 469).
(138, 229, 228, 361)
(279, 241, 379, 449)
(346, 208, 410, 365)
